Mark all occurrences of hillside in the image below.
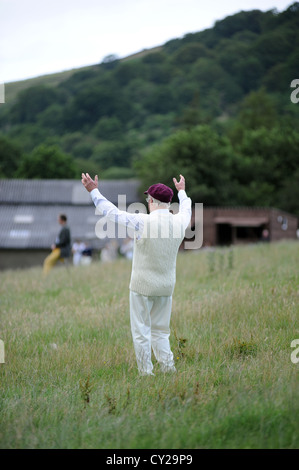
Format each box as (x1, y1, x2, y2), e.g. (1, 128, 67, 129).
(4, 46, 163, 105)
(0, 3, 299, 215)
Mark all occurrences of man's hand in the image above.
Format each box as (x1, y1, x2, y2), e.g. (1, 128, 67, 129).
(173, 174, 185, 192)
(81, 173, 98, 192)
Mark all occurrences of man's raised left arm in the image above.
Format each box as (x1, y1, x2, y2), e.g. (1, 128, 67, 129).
(173, 174, 192, 230)
(81, 172, 144, 233)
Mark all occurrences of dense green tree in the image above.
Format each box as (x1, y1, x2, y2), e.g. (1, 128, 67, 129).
(135, 125, 236, 205)
(136, 121, 299, 212)
(171, 43, 211, 65)
(237, 126, 299, 181)
(5, 124, 49, 154)
(16, 145, 77, 178)
(60, 132, 87, 154)
(10, 85, 63, 124)
(62, 82, 134, 130)
(146, 62, 174, 85)
(277, 168, 299, 217)
(92, 139, 136, 170)
(37, 104, 64, 133)
(142, 51, 166, 64)
(114, 60, 147, 86)
(92, 116, 123, 140)
(124, 79, 156, 111)
(144, 85, 176, 114)
(74, 158, 101, 177)
(214, 10, 264, 38)
(191, 58, 226, 91)
(101, 166, 136, 179)
(228, 125, 299, 208)
(231, 88, 278, 136)
(0, 136, 23, 177)
(216, 39, 264, 92)
(253, 29, 293, 70)
(60, 132, 98, 160)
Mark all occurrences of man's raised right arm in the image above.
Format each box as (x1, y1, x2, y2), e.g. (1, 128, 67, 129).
(173, 174, 192, 230)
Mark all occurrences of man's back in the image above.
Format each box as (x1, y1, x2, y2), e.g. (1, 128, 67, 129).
(81, 172, 192, 376)
(129, 210, 186, 297)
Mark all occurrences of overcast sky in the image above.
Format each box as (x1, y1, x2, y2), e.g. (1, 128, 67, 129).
(0, 0, 294, 83)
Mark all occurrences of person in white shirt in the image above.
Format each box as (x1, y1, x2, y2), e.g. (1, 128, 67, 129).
(81, 172, 192, 376)
(72, 240, 87, 266)
(120, 237, 134, 260)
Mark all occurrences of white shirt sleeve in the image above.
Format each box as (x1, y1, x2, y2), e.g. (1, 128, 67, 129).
(176, 190, 192, 230)
(90, 187, 192, 237)
(90, 188, 145, 235)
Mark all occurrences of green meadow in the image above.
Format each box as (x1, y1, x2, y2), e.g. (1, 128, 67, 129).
(0, 241, 298, 449)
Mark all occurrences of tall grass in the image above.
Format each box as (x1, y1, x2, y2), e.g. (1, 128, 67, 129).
(0, 241, 298, 449)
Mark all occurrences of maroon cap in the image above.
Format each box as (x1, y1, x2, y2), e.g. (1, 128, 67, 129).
(144, 183, 173, 203)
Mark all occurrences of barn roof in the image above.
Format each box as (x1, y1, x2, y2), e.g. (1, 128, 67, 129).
(0, 179, 141, 205)
(0, 179, 142, 249)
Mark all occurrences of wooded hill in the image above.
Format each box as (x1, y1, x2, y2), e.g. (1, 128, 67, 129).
(0, 3, 299, 216)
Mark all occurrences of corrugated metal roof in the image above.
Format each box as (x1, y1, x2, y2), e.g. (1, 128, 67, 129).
(0, 179, 143, 249)
(0, 179, 141, 205)
(0, 205, 105, 249)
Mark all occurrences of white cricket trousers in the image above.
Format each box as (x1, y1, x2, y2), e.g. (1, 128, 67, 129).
(129, 290, 176, 375)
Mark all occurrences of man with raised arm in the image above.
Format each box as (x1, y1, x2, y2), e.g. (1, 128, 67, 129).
(81, 173, 192, 376)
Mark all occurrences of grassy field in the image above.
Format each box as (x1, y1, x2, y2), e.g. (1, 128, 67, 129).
(0, 241, 298, 449)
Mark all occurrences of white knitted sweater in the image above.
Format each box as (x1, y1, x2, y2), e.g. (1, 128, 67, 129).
(90, 187, 191, 296)
(129, 210, 186, 296)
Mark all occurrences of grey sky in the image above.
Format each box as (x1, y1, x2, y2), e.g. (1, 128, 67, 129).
(0, 0, 294, 83)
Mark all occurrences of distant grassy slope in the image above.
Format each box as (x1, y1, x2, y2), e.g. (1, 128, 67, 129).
(0, 241, 298, 449)
(4, 46, 163, 105)
(4, 67, 93, 105)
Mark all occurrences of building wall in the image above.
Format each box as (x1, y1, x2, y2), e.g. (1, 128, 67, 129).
(198, 207, 298, 246)
(202, 209, 217, 246)
(269, 209, 298, 241)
